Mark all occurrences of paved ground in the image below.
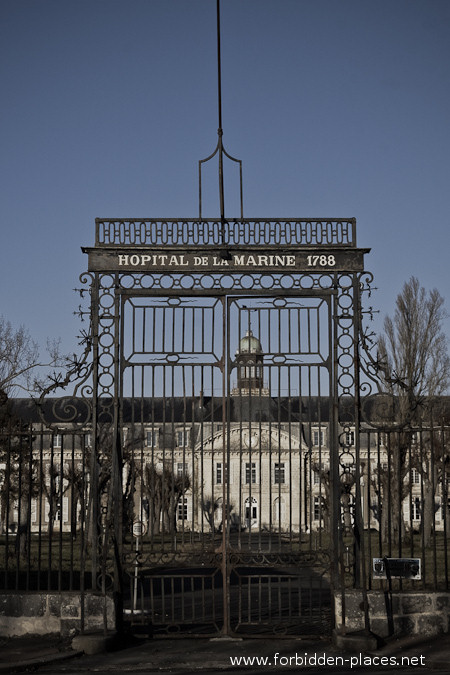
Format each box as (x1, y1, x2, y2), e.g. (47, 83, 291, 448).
(0, 631, 449, 674)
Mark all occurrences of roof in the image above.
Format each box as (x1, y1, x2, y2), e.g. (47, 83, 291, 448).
(4, 394, 450, 427)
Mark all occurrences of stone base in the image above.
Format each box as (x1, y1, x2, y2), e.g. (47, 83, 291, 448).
(332, 629, 379, 652)
(0, 592, 115, 637)
(334, 591, 450, 639)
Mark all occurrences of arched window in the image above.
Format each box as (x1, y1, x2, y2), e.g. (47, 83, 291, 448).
(245, 496, 258, 522)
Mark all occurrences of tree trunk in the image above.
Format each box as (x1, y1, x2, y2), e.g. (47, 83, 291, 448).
(421, 477, 435, 549)
(16, 494, 29, 557)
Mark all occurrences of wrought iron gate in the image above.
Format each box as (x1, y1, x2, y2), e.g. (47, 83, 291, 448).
(83, 218, 369, 637)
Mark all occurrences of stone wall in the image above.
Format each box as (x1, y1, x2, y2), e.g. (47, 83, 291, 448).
(0, 592, 115, 637)
(335, 591, 450, 638)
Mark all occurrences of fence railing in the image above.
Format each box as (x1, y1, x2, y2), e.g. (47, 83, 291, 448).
(354, 425, 450, 591)
(0, 425, 93, 592)
(1, 422, 449, 592)
(95, 218, 357, 247)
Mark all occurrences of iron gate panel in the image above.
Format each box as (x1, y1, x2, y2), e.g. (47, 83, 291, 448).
(120, 294, 226, 635)
(81, 219, 370, 637)
(224, 295, 333, 635)
(116, 290, 335, 636)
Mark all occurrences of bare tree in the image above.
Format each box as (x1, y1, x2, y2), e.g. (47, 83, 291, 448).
(0, 393, 38, 554)
(0, 440, 37, 554)
(142, 463, 191, 535)
(0, 316, 64, 396)
(377, 277, 450, 545)
(42, 464, 64, 534)
(143, 464, 163, 536)
(378, 277, 449, 417)
(63, 460, 87, 540)
(201, 495, 221, 533)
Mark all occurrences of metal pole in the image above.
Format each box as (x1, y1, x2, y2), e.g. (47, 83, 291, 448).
(133, 535, 139, 612)
(221, 296, 230, 634)
(216, 0, 226, 236)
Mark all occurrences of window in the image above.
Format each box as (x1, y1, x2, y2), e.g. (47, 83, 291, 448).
(177, 462, 187, 479)
(345, 431, 355, 446)
(412, 498, 422, 521)
(313, 429, 325, 447)
(313, 464, 327, 484)
(313, 496, 325, 521)
(31, 499, 37, 524)
(245, 497, 258, 520)
(177, 497, 188, 521)
(274, 463, 285, 484)
(215, 463, 231, 485)
(53, 434, 62, 448)
(411, 468, 420, 484)
(177, 430, 189, 447)
(240, 363, 261, 379)
(245, 462, 256, 484)
(84, 433, 92, 447)
(146, 430, 158, 447)
(216, 462, 222, 484)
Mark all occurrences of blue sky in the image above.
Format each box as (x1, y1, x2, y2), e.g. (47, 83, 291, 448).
(1, 0, 449, 370)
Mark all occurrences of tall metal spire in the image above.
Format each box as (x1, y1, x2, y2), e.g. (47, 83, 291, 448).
(198, 0, 243, 229)
(216, 0, 225, 221)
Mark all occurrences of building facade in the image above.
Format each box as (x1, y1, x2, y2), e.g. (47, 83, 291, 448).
(1, 330, 449, 540)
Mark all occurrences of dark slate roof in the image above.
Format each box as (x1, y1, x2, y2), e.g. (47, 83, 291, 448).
(5, 394, 450, 427)
(7, 395, 326, 425)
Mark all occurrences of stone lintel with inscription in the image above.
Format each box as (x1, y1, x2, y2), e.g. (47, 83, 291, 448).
(82, 247, 369, 273)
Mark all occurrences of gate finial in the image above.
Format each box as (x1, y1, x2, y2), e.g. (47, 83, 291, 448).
(198, 0, 244, 229)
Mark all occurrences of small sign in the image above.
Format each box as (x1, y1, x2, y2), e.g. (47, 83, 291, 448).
(373, 558, 421, 580)
(132, 521, 146, 537)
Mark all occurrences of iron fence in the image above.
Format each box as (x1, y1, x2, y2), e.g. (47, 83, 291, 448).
(1, 418, 448, 598)
(357, 424, 450, 592)
(0, 424, 92, 592)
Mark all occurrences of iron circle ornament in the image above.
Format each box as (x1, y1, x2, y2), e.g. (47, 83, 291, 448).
(280, 274, 295, 289)
(260, 274, 274, 289)
(181, 275, 195, 289)
(200, 274, 215, 289)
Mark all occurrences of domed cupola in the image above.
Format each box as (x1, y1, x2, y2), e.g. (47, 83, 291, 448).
(235, 330, 265, 391)
(237, 330, 263, 356)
